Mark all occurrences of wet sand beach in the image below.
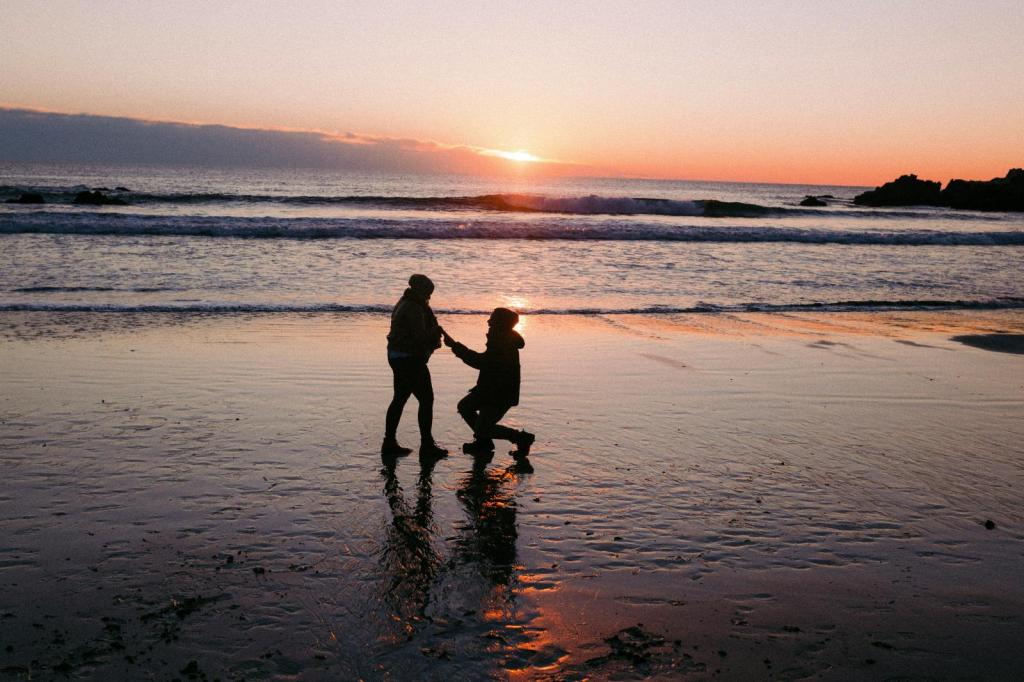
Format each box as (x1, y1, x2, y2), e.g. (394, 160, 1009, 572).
(1, 310, 1023, 680)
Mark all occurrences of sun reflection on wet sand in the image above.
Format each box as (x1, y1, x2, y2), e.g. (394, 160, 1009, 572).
(374, 447, 567, 674)
(2, 311, 1023, 678)
(592, 309, 1024, 340)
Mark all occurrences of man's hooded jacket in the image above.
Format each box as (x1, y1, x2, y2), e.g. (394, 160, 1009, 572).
(449, 327, 525, 407)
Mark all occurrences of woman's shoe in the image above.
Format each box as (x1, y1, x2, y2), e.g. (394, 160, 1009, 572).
(419, 441, 449, 459)
(381, 438, 413, 456)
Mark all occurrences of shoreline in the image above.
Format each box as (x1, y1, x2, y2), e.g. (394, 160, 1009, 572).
(2, 310, 1022, 679)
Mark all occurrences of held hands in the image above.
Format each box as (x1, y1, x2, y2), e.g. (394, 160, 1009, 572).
(441, 330, 455, 348)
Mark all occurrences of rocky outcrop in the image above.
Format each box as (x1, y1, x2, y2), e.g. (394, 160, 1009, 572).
(5, 192, 45, 204)
(853, 174, 941, 207)
(72, 190, 128, 206)
(855, 169, 1024, 211)
(941, 169, 1024, 211)
(800, 195, 827, 207)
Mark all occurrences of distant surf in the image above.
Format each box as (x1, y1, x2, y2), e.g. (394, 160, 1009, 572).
(3, 186, 792, 216)
(10, 183, 1021, 222)
(4, 164, 1023, 320)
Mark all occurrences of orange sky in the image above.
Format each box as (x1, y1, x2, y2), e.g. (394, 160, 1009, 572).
(2, 1, 1022, 185)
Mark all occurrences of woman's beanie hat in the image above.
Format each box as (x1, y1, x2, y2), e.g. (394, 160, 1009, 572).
(408, 274, 434, 292)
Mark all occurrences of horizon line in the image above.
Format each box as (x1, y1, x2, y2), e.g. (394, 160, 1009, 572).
(2, 104, 1010, 188)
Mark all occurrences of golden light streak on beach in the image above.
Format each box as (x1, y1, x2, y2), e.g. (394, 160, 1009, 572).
(501, 587, 573, 679)
(482, 607, 505, 623)
(618, 310, 1022, 340)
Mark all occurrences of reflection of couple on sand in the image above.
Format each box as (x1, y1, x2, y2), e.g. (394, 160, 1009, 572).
(378, 433, 523, 639)
(382, 273, 535, 461)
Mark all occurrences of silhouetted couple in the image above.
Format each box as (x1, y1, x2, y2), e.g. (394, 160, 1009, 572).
(382, 274, 535, 461)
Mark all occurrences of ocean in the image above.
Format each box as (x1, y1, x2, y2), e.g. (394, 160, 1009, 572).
(1, 162, 1022, 316)
(3, 162, 1024, 678)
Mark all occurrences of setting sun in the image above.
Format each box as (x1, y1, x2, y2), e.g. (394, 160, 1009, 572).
(490, 149, 540, 163)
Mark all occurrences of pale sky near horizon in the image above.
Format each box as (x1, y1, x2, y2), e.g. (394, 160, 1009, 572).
(2, 0, 1023, 184)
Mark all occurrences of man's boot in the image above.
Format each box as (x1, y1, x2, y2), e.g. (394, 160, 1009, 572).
(511, 431, 535, 458)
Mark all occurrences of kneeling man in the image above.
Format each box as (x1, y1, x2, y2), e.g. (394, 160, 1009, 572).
(443, 308, 535, 458)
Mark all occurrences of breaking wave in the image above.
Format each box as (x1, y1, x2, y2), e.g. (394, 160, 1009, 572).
(2, 186, 783, 216)
(3, 299, 1023, 315)
(2, 212, 1022, 244)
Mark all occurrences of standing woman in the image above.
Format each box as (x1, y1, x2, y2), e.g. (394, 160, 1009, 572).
(383, 274, 448, 459)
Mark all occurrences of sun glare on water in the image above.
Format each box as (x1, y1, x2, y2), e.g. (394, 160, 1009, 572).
(500, 295, 531, 333)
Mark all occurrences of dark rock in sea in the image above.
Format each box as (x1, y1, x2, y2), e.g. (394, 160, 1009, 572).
(855, 169, 1024, 211)
(92, 187, 112, 192)
(115, 186, 130, 191)
(854, 174, 942, 207)
(984, 519, 996, 530)
(800, 195, 827, 207)
(72, 190, 128, 206)
(5, 192, 45, 204)
(941, 169, 1024, 211)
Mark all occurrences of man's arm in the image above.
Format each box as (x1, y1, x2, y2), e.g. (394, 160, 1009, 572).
(443, 331, 484, 369)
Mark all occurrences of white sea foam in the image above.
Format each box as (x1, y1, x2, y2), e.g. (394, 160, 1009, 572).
(3, 299, 1022, 315)
(3, 165, 1023, 317)
(1, 212, 1022, 244)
